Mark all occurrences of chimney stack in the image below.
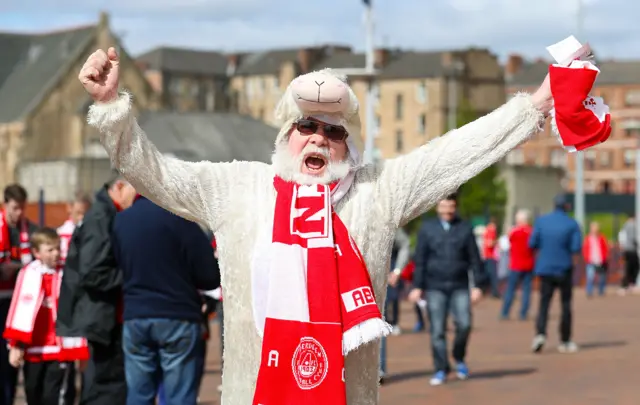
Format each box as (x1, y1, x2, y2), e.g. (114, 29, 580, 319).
(297, 48, 311, 74)
(374, 48, 389, 68)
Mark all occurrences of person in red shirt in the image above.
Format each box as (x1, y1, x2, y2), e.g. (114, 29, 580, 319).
(583, 221, 609, 297)
(500, 210, 535, 320)
(483, 218, 501, 298)
(4, 228, 89, 405)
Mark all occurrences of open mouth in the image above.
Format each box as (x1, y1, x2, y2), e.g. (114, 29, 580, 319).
(304, 153, 327, 172)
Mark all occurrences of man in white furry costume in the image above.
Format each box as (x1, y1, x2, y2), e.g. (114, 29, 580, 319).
(79, 47, 553, 405)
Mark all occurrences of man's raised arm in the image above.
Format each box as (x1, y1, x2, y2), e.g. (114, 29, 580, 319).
(375, 77, 552, 227)
(81, 47, 238, 229)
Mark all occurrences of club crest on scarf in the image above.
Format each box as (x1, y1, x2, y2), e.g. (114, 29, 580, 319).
(251, 177, 391, 405)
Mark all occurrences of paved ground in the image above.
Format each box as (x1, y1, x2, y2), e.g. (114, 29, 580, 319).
(14, 288, 640, 405)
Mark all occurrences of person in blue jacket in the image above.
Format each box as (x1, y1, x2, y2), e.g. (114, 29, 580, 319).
(529, 194, 582, 354)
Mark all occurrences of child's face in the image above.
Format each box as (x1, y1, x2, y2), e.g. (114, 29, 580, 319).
(34, 242, 60, 268)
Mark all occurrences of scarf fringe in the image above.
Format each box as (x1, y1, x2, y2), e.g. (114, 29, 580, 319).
(342, 318, 393, 355)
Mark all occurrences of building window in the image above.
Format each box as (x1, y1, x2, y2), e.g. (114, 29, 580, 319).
(550, 149, 566, 167)
(395, 130, 404, 153)
(625, 128, 640, 137)
(273, 76, 280, 90)
(599, 150, 611, 167)
(507, 149, 524, 165)
(418, 114, 426, 135)
(624, 150, 635, 167)
(416, 82, 428, 104)
(624, 180, 635, 194)
(602, 181, 611, 193)
(585, 150, 596, 170)
(395, 94, 403, 120)
(625, 90, 640, 106)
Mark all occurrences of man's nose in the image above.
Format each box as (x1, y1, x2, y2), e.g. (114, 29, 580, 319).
(308, 132, 328, 146)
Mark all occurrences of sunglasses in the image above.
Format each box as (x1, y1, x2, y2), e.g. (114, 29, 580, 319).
(295, 119, 349, 142)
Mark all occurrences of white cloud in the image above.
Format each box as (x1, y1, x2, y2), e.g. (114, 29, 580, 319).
(0, 0, 637, 60)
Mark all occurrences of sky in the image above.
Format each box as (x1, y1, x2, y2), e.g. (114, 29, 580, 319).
(0, 0, 637, 60)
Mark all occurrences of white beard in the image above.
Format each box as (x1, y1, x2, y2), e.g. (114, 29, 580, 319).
(271, 142, 351, 185)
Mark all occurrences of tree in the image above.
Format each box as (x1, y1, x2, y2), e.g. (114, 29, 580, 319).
(402, 98, 508, 243)
(451, 99, 508, 225)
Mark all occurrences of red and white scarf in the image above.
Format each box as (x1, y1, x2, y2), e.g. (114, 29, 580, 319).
(57, 219, 75, 265)
(3, 260, 89, 361)
(251, 176, 390, 405)
(0, 211, 32, 297)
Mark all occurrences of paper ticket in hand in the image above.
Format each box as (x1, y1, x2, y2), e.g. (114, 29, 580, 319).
(547, 36, 611, 152)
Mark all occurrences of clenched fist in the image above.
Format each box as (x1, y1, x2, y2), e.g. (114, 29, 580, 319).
(79, 47, 120, 103)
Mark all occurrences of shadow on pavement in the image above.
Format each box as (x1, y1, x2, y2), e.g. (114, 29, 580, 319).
(578, 340, 627, 351)
(384, 367, 537, 385)
(471, 367, 537, 380)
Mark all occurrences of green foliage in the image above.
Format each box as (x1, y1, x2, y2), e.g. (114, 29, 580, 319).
(450, 99, 507, 225)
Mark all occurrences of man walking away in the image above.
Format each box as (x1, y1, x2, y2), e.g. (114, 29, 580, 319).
(113, 196, 220, 405)
(408, 194, 488, 386)
(618, 216, 638, 295)
(530, 194, 582, 354)
(500, 209, 535, 320)
(0, 184, 38, 405)
(584, 222, 608, 297)
(57, 174, 138, 405)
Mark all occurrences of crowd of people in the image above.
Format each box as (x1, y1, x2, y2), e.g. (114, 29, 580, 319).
(0, 180, 223, 405)
(381, 193, 640, 385)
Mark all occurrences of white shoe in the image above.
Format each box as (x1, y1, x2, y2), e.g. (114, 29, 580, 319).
(531, 334, 546, 353)
(558, 341, 579, 353)
(391, 325, 402, 336)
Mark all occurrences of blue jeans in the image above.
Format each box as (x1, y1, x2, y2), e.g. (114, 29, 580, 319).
(0, 299, 18, 405)
(123, 318, 201, 405)
(586, 264, 606, 296)
(500, 271, 533, 319)
(425, 289, 471, 373)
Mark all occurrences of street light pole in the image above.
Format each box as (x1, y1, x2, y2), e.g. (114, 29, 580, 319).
(362, 1, 376, 165)
(574, 0, 586, 229)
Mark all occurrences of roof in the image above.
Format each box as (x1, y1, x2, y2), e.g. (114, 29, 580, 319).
(136, 46, 229, 76)
(508, 59, 640, 87)
(0, 25, 95, 122)
(378, 51, 447, 79)
(137, 111, 278, 163)
(318, 52, 366, 70)
(235, 48, 301, 76)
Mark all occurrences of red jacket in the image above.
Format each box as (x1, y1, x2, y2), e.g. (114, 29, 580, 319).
(583, 234, 608, 265)
(509, 225, 535, 272)
(483, 223, 497, 260)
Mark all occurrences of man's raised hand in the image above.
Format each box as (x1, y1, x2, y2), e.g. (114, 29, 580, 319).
(78, 47, 120, 103)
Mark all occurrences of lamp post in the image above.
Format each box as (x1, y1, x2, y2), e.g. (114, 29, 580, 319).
(362, 0, 376, 165)
(574, 0, 586, 229)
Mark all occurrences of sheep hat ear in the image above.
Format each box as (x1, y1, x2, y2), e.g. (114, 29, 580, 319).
(273, 68, 363, 165)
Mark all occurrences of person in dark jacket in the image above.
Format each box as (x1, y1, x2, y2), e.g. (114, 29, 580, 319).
(530, 194, 582, 354)
(57, 174, 137, 405)
(0, 184, 38, 405)
(408, 194, 487, 386)
(113, 196, 220, 405)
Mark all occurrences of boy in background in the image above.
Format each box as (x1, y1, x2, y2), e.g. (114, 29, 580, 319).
(3, 228, 89, 405)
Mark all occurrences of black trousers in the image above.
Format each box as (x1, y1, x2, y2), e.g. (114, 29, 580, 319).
(80, 327, 126, 405)
(622, 251, 639, 288)
(23, 361, 74, 405)
(535, 269, 573, 343)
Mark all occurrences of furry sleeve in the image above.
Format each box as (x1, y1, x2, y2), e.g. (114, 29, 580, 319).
(87, 92, 241, 231)
(375, 92, 545, 226)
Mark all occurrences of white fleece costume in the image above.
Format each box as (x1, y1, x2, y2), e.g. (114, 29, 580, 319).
(88, 69, 544, 405)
